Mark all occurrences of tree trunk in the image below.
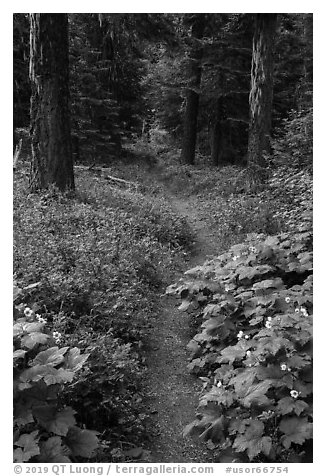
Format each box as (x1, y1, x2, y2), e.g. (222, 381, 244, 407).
(210, 97, 223, 166)
(298, 13, 313, 111)
(303, 14, 313, 84)
(29, 14, 75, 192)
(210, 120, 220, 166)
(180, 15, 206, 165)
(247, 14, 277, 177)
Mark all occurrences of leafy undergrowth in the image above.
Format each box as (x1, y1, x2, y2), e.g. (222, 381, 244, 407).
(156, 154, 312, 252)
(167, 193, 312, 462)
(13, 164, 193, 462)
(13, 293, 98, 463)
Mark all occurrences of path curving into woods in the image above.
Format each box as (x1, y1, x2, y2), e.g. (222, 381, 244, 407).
(142, 195, 219, 463)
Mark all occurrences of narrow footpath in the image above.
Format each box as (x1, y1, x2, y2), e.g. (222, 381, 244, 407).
(142, 195, 219, 463)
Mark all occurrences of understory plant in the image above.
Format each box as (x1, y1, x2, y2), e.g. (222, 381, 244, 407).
(14, 166, 192, 461)
(13, 285, 98, 463)
(167, 208, 312, 463)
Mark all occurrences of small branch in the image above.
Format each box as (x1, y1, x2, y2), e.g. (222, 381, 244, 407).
(104, 174, 138, 189)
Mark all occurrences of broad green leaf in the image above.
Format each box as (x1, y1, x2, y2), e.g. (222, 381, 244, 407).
(255, 336, 294, 355)
(19, 364, 50, 384)
(183, 419, 201, 438)
(277, 397, 309, 416)
(242, 380, 274, 408)
(238, 265, 274, 283)
(38, 436, 71, 463)
(233, 420, 272, 460)
(178, 299, 198, 312)
(279, 417, 313, 449)
(253, 278, 284, 290)
(228, 418, 251, 435)
(21, 332, 50, 349)
(33, 347, 69, 367)
(13, 349, 27, 360)
(218, 340, 251, 364)
(287, 354, 311, 369)
(43, 368, 75, 385)
(200, 385, 234, 407)
(13, 448, 25, 463)
(21, 365, 74, 386)
(202, 317, 224, 336)
(291, 380, 313, 398)
(186, 339, 201, 355)
(33, 405, 76, 436)
(14, 431, 40, 462)
(23, 322, 44, 333)
(18, 380, 60, 405)
(13, 323, 25, 337)
(14, 406, 34, 427)
(199, 415, 225, 443)
(64, 347, 90, 372)
(65, 426, 98, 458)
(229, 368, 258, 397)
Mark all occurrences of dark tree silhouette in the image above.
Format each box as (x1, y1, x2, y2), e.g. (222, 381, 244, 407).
(29, 14, 75, 191)
(247, 14, 277, 176)
(180, 14, 206, 165)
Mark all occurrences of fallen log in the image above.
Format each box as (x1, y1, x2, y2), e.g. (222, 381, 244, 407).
(74, 165, 139, 190)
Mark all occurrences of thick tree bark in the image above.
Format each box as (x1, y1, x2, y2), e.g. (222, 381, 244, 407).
(247, 14, 277, 176)
(29, 14, 75, 192)
(180, 15, 206, 165)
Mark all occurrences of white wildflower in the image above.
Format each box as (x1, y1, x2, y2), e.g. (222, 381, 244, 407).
(24, 307, 33, 318)
(53, 331, 62, 342)
(300, 306, 308, 317)
(290, 390, 299, 399)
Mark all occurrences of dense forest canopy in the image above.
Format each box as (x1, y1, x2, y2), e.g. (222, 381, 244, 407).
(13, 13, 312, 169)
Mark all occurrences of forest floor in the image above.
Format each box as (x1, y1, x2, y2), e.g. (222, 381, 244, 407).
(14, 140, 312, 464)
(140, 180, 219, 462)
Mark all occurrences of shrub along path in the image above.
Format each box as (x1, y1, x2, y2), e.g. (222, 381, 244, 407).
(142, 195, 219, 463)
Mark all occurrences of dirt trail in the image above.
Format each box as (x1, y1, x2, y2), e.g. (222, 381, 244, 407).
(142, 195, 219, 463)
